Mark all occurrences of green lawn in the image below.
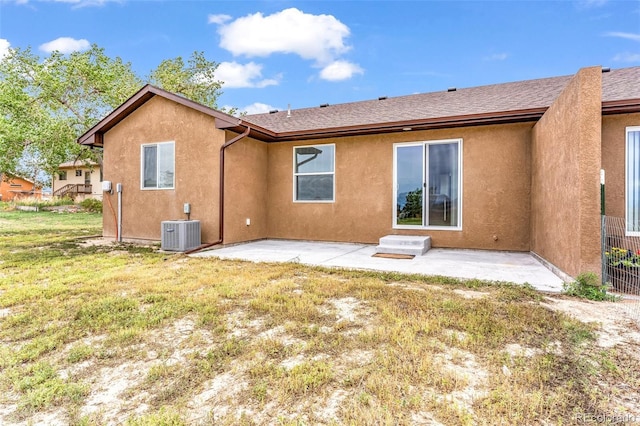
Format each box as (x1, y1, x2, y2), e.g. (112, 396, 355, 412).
(0, 208, 638, 425)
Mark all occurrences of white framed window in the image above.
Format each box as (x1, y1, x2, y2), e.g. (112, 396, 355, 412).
(293, 144, 335, 202)
(626, 126, 640, 235)
(141, 141, 175, 190)
(393, 139, 462, 230)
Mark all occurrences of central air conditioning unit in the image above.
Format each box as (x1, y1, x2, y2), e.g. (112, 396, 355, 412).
(161, 220, 201, 252)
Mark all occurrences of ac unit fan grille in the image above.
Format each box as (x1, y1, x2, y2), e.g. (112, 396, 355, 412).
(161, 220, 201, 252)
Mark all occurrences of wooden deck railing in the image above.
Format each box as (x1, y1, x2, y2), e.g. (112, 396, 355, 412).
(53, 184, 92, 198)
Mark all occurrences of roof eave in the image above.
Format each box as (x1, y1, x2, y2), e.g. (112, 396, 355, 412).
(77, 85, 242, 147)
(602, 98, 640, 115)
(217, 120, 278, 142)
(245, 99, 640, 142)
(78, 86, 156, 146)
(263, 108, 548, 142)
(0, 173, 34, 184)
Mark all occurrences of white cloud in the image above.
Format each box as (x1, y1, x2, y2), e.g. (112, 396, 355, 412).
(604, 31, 640, 42)
(216, 61, 280, 88)
(483, 53, 508, 61)
(319, 60, 363, 81)
(613, 52, 640, 62)
(0, 39, 10, 60)
(216, 8, 351, 65)
(241, 102, 278, 115)
(39, 37, 90, 54)
(208, 14, 231, 24)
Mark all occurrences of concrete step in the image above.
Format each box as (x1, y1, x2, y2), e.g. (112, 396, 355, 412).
(376, 235, 431, 256)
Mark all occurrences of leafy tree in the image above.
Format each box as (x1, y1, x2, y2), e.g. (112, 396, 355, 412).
(402, 188, 423, 218)
(0, 45, 142, 179)
(1, 48, 227, 185)
(148, 51, 224, 110)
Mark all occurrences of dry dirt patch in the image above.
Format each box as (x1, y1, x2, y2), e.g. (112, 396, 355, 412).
(433, 348, 489, 413)
(3, 287, 640, 424)
(77, 238, 114, 248)
(186, 371, 248, 424)
(453, 289, 491, 299)
(541, 296, 640, 350)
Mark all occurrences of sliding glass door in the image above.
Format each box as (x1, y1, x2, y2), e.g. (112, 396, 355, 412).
(627, 127, 640, 235)
(394, 139, 462, 229)
(395, 144, 424, 226)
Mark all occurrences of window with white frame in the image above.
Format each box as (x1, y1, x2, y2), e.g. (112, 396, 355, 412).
(626, 127, 640, 235)
(293, 144, 335, 202)
(394, 139, 462, 229)
(141, 142, 175, 189)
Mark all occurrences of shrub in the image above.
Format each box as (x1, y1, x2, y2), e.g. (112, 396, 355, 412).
(563, 272, 619, 301)
(12, 196, 74, 209)
(79, 198, 102, 213)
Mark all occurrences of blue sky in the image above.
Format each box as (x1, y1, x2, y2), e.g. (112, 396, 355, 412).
(1, 0, 639, 115)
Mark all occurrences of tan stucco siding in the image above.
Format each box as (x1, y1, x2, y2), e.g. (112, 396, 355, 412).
(531, 66, 602, 278)
(266, 135, 391, 245)
(602, 113, 640, 219)
(223, 136, 269, 244)
(102, 96, 224, 242)
(266, 123, 533, 250)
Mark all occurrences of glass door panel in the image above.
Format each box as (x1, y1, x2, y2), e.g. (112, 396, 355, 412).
(396, 145, 424, 226)
(427, 143, 458, 227)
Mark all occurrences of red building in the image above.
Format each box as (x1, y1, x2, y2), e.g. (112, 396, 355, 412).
(0, 173, 40, 201)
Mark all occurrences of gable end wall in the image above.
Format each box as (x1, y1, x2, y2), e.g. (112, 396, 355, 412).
(102, 96, 225, 243)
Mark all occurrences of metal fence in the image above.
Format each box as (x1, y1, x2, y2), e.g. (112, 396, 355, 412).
(602, 216, 640, 319)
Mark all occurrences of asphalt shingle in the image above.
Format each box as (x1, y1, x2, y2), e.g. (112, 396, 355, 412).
(244, 67, 640, 134)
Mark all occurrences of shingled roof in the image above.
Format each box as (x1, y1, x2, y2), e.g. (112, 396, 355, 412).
(78, 66, 640, 146)
(242, 66, 640, 138)
(58, 160, 99, 168)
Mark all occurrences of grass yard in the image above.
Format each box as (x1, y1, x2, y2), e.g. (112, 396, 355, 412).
(1, 208, 639, 425)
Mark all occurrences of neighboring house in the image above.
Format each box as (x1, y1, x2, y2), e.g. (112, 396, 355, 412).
(52, 161, 103, 200)
(77, 65, 640, 279)
(0, 173, 40, 201)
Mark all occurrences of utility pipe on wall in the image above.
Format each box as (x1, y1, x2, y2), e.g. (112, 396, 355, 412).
(116, 183, 123, 242)
(185, 125, 251, 254)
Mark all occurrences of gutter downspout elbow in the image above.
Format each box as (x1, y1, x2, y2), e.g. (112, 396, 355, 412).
(186, 125, 251, 254)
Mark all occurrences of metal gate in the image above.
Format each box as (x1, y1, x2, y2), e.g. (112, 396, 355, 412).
(602, 215, 640, 300)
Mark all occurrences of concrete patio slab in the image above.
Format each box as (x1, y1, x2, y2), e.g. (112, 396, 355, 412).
(190, 239, 566, 293)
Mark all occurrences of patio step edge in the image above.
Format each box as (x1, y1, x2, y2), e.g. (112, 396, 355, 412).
(376, 235, 431, 256)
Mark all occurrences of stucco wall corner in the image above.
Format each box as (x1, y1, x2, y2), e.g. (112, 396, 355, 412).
(531, 66, 602, 278)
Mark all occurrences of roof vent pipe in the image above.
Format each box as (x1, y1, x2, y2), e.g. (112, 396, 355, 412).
(602, 67, 611, 73)
(447, 87, 457, 92)
(287, 104, 291, 118)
